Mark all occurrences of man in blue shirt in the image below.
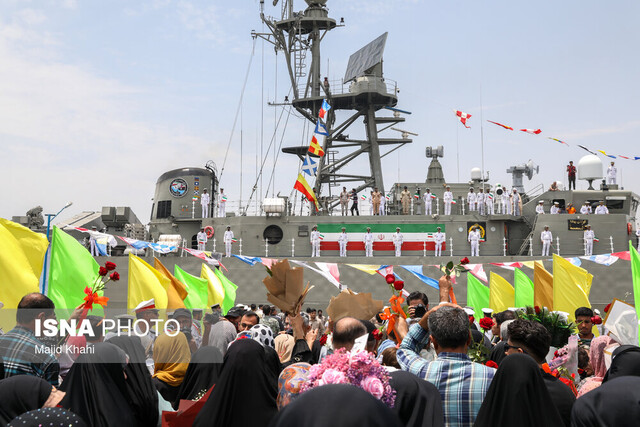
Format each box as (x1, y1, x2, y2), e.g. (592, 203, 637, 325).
(397, 290, 495, 427)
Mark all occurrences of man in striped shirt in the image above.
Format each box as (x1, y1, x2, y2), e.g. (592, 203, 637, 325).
(397, 289, 494, 427)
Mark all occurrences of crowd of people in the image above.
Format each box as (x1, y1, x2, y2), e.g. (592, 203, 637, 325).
(0, 280, 638, 427)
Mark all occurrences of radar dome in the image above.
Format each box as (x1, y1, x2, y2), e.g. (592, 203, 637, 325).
(470, 168, 482, 180)
(577, 155, 603, 180)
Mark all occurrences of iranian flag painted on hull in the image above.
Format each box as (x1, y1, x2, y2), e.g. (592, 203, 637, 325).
(317, 223, 446, 251)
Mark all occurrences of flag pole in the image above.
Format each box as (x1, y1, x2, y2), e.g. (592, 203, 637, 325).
(480, 87, 486, 193)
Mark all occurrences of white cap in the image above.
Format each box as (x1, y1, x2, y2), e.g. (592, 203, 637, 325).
(554, 202, 559, 205)
(134, 298, 157, 313)
(539, 201, 544, 203)
(463, 307, 475, 316)
(481, 308, 494, 316)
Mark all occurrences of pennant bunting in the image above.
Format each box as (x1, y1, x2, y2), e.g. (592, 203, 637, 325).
(315, 262, 341, 287)
(578, 145, 597, 155)
(318, 99, 331, 119)
(232, 254, 262, 266)
(454, 110, 472, 128)
(400, 265, 439, 290)
(289, 260, 341, 289)
(579, 254, 619, 266)
(611, 251, 631, 261)
(548, 137, 569, 146)
(520, 128, 542, 135)
(463, 264, 488, 283)
(294, 173, 320, 211)
(598, 150, 617, 159)
(487, 120, 514, 131)
(346, 264, 382, 275)
(118, 236, 150, 250)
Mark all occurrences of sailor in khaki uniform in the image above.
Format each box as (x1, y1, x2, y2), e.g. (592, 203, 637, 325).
(372, 187, 382, 216)
(400, 186, 412, 215)
(339, 187, 349, 216)
(393, 227, 403, 257)
(541, 225, 553, 256)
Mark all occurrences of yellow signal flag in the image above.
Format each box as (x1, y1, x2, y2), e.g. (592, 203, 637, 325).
(552, 254, 592, 322)
(127, 254, 169, 311)
(489, 271, 515, 313)
(201, 263, 225, 307)
(154, 257, 187, 310)
(533, 261, 554, 310)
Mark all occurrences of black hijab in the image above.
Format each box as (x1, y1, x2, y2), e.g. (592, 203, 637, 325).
(8, 407, 87, 427)
(264, 344, 283, 382)
(194, 339, 278, 426)
(60, 342, 136, 427)
(473, 354, 564, 427)
(602, 345, 640, 382)
(269, 384, 403, 427)
(0, 375, 53, 424)
(173, 345, 223, 409)
(571, 376, 640, 427)
(107, 335, 159, 427)
(389, 370, 444, 427)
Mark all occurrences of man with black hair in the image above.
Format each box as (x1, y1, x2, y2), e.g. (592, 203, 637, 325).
(0, 293, 60, 385)
(332, 317, 367, 351)
(260, 305, 281, 336)
(407, 291, 429, 321)
(307, 308, 325, 335)
(506, 319, 575, 426)
(239, 311, 259, 332)
(575, 307, 595, 347)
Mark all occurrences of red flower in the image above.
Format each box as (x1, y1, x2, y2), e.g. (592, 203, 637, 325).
(468, 315, 475, 324)
(372, 329, 383, 341)
(591, 315, 602, 325)
(105, 261, 116, 271)
(393, 281, 404, 291)
(385, 274, 395, 284)
(109, 271, 120, 281)
(460, 257, 470, 265)
(604, 303, 611, 313)
(82, 286, 109, 310)
(319, 334, 328, 346)
(98, 266, 108, 276)
(479, 317, 495, 331)
(534, 306, 541, 314)
(485, 360, 498, 369)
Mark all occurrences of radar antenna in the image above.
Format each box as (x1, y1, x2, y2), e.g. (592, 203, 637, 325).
(506, 160, 539, 194)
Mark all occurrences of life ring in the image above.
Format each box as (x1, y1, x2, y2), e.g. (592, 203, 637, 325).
(204, 226, 214, 238)
(628, 223, 632, 235)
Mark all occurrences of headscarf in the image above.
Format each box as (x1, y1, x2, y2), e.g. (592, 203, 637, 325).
(8, 407, 87, 427)
(389, 370, 444, 427)
(153, 332, 191, 386)
(269, 384, 403, 427)
(250, 323, 275, 348)
(571, 376, 640, 427)
(275, 333, 295, 363)
(576, 336, 614, 397)
(106, 335, 159, 427)
(0, 375, 56, 424)
(194, 339, 278, 427)
(602, 344, 640, 382)
(276, 363, 311, 409)
(208, 319, 237, 355)
(473, 354, 564, 427)
(174, 346, 223, 408)
(59, 342, 136, 427)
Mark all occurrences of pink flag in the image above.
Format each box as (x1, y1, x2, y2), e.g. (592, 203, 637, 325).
(464, 263, 488, 283)
(454, 110, 472, 128)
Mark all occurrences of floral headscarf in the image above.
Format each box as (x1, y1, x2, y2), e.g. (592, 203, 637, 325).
(250, 324, 275, 349)
(276, 363, 311, 409)
(576, 336, 614, 397)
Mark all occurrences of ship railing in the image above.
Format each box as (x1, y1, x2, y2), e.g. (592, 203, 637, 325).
(294, 77, 398, 99)
(526, 183, 546, 202)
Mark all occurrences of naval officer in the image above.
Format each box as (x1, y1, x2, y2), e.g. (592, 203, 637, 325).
(541, 225, 553, 256)
(338, 227, 348, 257)
(477, 188, 485, 215)
(584, 225, 596, 256)
(364, 227, 374, 257)
(607, 161, 617, 185)
(443, 186, 453, 215)
(580, 202, 591, 214)
(379, 193, 386, 215)
(393, 227, 404, 257)
(467, 188, 477, 212)
(201, 189, 211, 218)
(595, 201, 609, 214)
(197, 227, 207, 251)
(434, 226, 445, 257)
(535, 201, 545, 214)
(219, 188, 227, 217)
(310, 226, 321, 257)
(503, 188, 511, 215)
(223, 226, 234, 257)
(339, 187, 349, 216)
(468, 225, 481, 257)
(400, 186, 412, 215)
(423, 188, 433, 216)
(485, 190, 494, 215)
(512, 189, 522, 216)
(550, 202, 560, 214)
(372, 187, 382, 216)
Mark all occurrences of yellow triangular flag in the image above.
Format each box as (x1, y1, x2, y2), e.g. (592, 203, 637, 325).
(154, 257, 187, 310)
(520, 261, 535, 270)
(201, 263, 225, 307)
(0, 218, 49, 309)
(534, 261, 554, 310)
(346, 264, 382, 275)
(489, 271, 515, 312)
(127, 254, 169, 310)
(552, 254, 592, 322)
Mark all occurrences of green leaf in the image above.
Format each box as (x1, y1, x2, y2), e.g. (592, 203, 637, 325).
(446, 261, 454, 269)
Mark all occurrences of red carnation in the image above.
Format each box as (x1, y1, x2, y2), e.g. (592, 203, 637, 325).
(479, 317, 494, 331)
(393, 281, 405, 291)
(604, 303, 611, 313)
(591, 315, 602, 325)
(460, 257, 470, 265)
(372, 329, 383, 341)
(485, 360, 498, 369)
(319, 334, 328, 346)
(109, 271, 120, 281)
(385, 274, 395, 284)
(534, 306, 541, 314)
(105, 261, 116, 271)
(98, 266, 108, 276)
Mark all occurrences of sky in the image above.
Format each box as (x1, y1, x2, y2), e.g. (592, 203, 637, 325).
(1, 0, 639, 223)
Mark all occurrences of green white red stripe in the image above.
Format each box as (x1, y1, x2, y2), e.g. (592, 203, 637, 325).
(317, 223, 446, 251)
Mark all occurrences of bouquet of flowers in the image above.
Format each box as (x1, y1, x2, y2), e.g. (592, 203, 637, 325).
(301, 348, 396, 407)
(517, 306, 576, 348)
(378, 274, 407, 335)
(81, 261, 119, 312)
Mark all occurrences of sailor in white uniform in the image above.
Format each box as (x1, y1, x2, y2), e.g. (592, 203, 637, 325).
(477, 189, 485, 215)
(512, 189, 522, 216)
(223, 226, 234, 257)
(550, 202, 560, 214)
(434, 226, 445, 257)
(535, 201, 545, 215)
(393, 227, 403, 257)
(219, 188, 227, 217)
(201, 189, 210, 218)
(89, 225, 99, 256)
(584, 225, 595, 256)
(541, 225, 553, 256)
(338, 227, 348, 257)
(379, 194, 386, 215)
(443, 186, 453, 215)
(197, 228, 207, 251)
(580, 203, 591, 215)
(606, 162, 617, 185)
(423, 188, 433, 216)
(468, 226, 481, 257)
(363, 227, 374, 257)
(485, 191, 494, 215)
(595, 201, 609, 214)
(504, 189, 512, 215)
(310, 226, 321, 257)
(467, 188, 477, 212)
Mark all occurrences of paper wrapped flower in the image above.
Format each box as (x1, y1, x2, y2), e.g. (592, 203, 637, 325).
(327, 289, 383, 322)
(262, 259, 313, 314)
